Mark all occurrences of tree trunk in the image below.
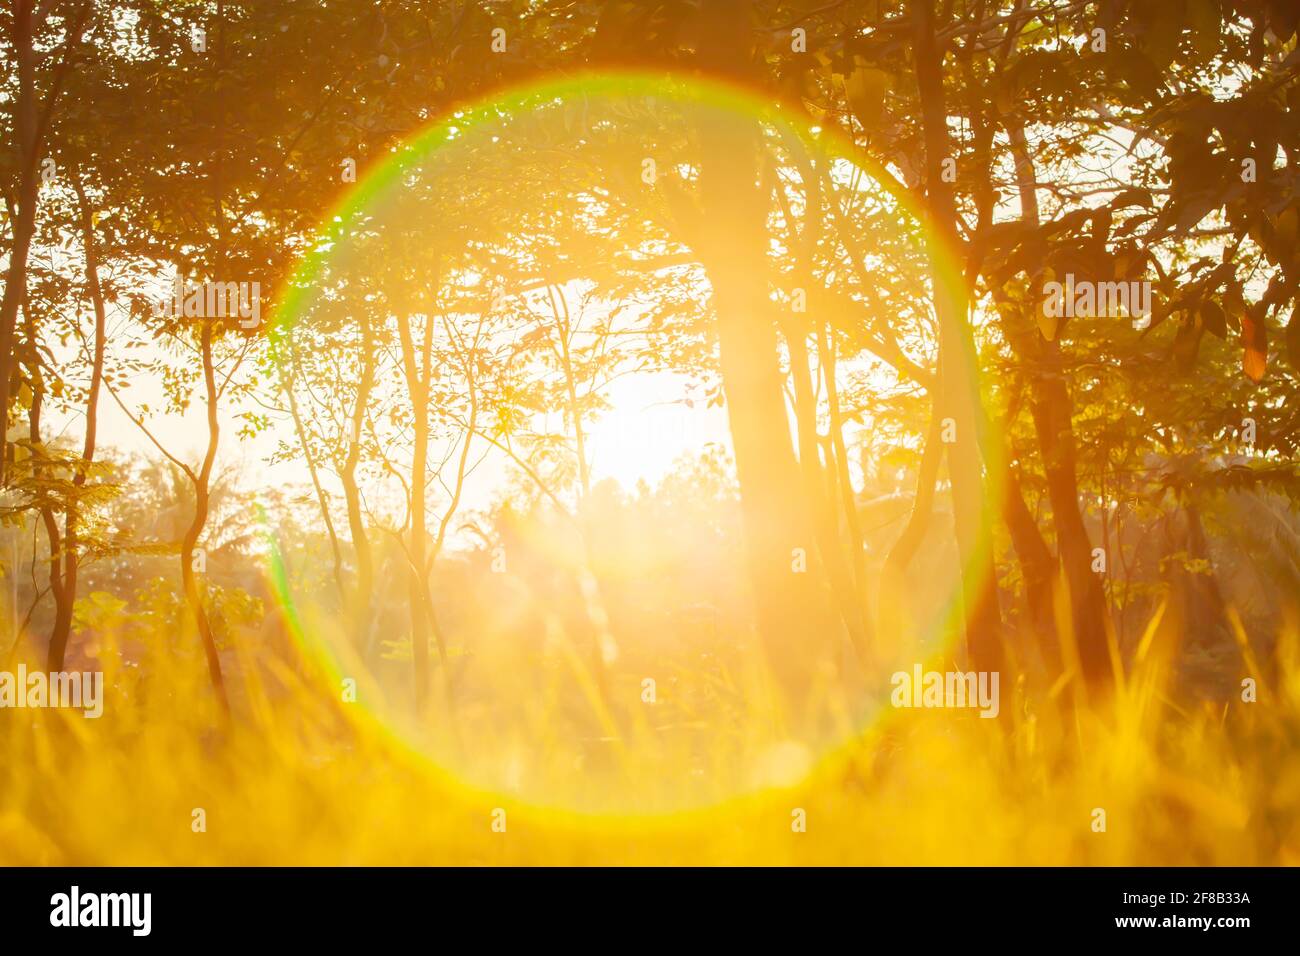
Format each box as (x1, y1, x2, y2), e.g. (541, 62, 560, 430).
(550, 291, 618, 706)
(1001, 467, 1057, 650)
(912, 0, 1003, 671)
(782, 318, 868, 661)
(341, 313, 376, 649)
(819, 321, 871, 624)
(0, 2, 41, 479)
(180, 321, 230, 715)
(395, 311, 443, 713)
(884, 404, 943, 578)
(1004, 120, 1109, 683)
(47, 177, 107, 671)
(27, 374, 70, 668)
(407, 399, 432, 711)
(695, 0, 838, 706)
(283, 357, 345, 598)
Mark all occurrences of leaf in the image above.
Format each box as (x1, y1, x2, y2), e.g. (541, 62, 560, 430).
(1200, 298, 1227, 338)
(1287, 304, 1300, 372)
(1241, 305, 1268, 382)
(844, 63, 889, 131)
(1173, 315, 1205, 371)
(1222, 281, 1247, 332)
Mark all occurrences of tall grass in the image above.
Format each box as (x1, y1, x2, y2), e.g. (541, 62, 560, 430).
(2, 582, 1296, 866)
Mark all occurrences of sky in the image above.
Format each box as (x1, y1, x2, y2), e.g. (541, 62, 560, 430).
(78, 345, 733, 534)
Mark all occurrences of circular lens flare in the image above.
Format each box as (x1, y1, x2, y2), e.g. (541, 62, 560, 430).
(264, 69, 997, 816)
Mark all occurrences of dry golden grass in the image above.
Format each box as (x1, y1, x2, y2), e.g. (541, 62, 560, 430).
(3, 587, 1297, 867)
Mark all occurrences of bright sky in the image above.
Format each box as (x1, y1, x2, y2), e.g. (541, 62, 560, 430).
(81, 344, 733, 529)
